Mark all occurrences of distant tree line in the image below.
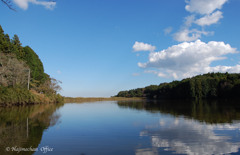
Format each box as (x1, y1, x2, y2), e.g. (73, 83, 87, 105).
(116, 72, 240, 99)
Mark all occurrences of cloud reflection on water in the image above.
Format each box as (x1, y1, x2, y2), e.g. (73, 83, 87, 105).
(139, 117, 240, 155)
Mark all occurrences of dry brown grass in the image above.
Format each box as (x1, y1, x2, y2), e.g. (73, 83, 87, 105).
(64, 97, 144, 103)
(30, 89, 51, 103)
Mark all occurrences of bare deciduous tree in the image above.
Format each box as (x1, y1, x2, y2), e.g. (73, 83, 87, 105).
(35, 77, 62, 94)
(0, 53, 29, 87)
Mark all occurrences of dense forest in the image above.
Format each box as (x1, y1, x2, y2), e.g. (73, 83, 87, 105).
(0, 25, 63, 105)
(116, 72, 240, 100)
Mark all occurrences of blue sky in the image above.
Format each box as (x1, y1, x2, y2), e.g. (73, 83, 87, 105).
(1, 0, 240, 97)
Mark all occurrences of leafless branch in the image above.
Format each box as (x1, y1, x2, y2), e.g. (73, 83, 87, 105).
(1, 0, 16, 11)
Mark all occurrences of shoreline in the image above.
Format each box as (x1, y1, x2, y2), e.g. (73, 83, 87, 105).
(64, 97, 144, 103)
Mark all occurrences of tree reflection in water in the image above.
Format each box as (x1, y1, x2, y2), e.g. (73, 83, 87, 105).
(117, 100, 240, 124)
(0, 103, 63, 155)
(118, 100, 240, 155)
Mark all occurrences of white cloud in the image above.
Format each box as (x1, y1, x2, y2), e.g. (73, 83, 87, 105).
(133, 41, 156, 52)
(144, 70, 167, 78)
(174, 29, 210, 42)
(173, 15, 210, 42)
(173, 0, 228, 42)
(13, 0, 56, 10)
(144, 70, 158, 74)
(14, 0, 28, 9)
(185, 0, 228, 15)
(195, 11, 223, 26)
(138, 40, 239, 79)
(184, 15, 195, 27)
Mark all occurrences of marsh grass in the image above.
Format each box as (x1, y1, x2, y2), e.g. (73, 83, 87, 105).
(64, 97, 144, 103)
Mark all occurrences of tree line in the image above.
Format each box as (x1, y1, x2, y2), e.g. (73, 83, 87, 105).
(116, 72, 240, 99)
(0, 25, 63, 105)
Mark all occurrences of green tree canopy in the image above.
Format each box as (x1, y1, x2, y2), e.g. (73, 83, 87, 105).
(116, 73, 240, 100)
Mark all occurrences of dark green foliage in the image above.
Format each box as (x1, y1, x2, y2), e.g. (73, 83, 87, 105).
(0, 26, 47, 87)
(0, 25, 11, 53)
(0, 25, 5, 52)
(116, 88, 144, 97)
(145, 85, 159, 99)
(22, 46, 46, 84)
(0, 25, 63, 105)
(0, 86, 35, 105)
(116, 73, 240, 99)
(11, 34, 25, 59)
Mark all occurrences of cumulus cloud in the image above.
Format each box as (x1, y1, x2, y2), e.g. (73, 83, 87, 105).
(144, 70, 167, 78)
(134, 1, 236, 80)
(174, 29, 210, 42)
(184, 15, 196, 27)
(13, 0, 56, 10)
(185, 0, 228, 15)
(174, 15, 212, 42)
(173, 0, 228, 42)
(195, 11, 223, 26)
(133, 41, 156, 52)
(138, 40, 239, 79)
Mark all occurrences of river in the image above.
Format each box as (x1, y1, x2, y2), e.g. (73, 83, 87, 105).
(0, 100, 240, 155)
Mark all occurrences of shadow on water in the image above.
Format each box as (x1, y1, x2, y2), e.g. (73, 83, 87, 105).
(117, 99, 240, 124)
(0, 103, 64, 155)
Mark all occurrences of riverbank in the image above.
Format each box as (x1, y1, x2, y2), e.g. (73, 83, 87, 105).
(64, 97, 144, 103)
(0, 87, 63, 106)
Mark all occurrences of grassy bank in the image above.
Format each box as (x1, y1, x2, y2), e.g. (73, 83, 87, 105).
(0, 86, 63, 106)
(64, 97, 144, 103)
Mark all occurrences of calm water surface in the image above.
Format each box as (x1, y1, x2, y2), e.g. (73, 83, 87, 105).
(1, 100, 240, 155)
